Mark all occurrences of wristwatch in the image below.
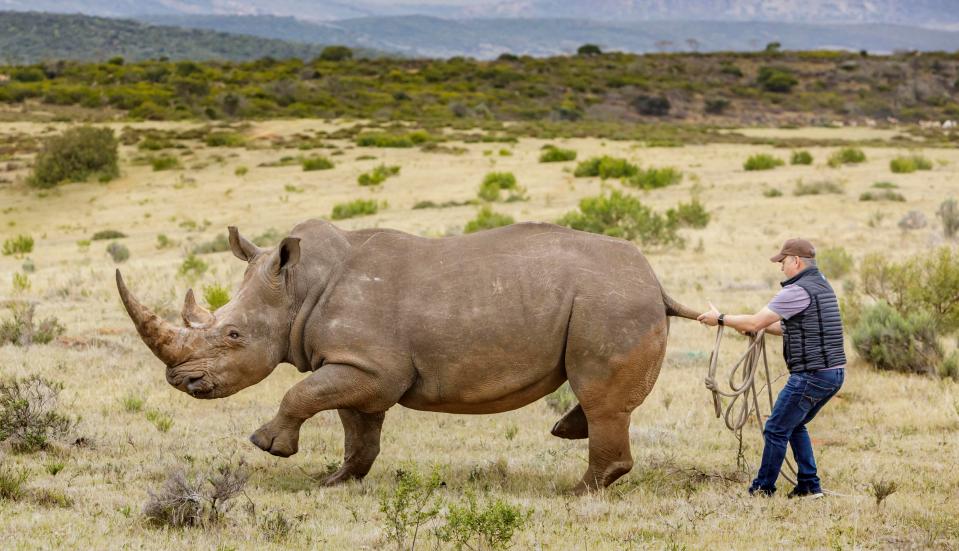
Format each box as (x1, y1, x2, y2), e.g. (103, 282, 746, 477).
(718, 313, 725, 326)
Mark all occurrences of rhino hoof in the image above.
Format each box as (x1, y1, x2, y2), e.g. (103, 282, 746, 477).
(250, 425, 298, 457)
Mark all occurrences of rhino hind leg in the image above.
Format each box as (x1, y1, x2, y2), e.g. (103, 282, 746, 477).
(550, 403, 589, 439)
(323, 409, 386, 486)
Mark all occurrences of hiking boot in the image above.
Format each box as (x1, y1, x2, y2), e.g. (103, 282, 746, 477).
(748, 486, 774, 497)
(787, 486, 824, 499)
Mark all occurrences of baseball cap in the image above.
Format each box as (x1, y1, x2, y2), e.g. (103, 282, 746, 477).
(770, 238, 816, 262)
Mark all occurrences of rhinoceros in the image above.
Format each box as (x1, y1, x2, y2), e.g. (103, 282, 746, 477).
(117, 219, 700, 492)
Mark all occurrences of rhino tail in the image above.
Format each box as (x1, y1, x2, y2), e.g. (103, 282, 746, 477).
(662, 290, 701, 320)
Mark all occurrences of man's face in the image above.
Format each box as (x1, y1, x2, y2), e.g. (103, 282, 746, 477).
(779, 255, 802, 278)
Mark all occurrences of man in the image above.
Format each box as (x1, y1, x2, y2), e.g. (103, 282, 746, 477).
(697, 238, 845, 499)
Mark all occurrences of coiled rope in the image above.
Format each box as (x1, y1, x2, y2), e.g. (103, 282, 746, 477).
(704, 326, 796, 484)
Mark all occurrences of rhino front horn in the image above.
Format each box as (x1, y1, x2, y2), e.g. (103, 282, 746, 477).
(182, 289, 215, 328)
(116, 269, 192, 367)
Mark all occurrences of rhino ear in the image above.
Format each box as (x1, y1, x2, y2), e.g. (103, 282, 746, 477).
(228, 226, 263, 262)
(271, 237, 300, 275)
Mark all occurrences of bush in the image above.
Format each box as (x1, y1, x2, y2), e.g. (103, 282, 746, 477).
(357, 164, 400, 186)
(91, 229, 126, 241)
(539, 145, 577, 163)
(872, 181, 898, 189)
(436, 491, 530, 551)
(478, 172, 525, 202)
(319, 45, 353, 61)
(577, 44, 602, 56)
(557, 190, 680, 246)
(144, 460, 249, 528)
(938, 198, 959, 238)
(757, 66, 798, 93)
(817, 247, 854, 279)
(302, 156, 334, 171)
(631, 95, 671, 116)
(203, 284, 230, 312)
(827, 147, 866, 167)
(150, 155, 181, 171)
(704, 98, 730, 114)
(2, 235, 34, 257)
(791, 150, 814, 165)
(859, 248, 959, 332)
(794, 180, 843, 196)
(0, 303, 65, 346)
(356, 131, 435, 148)
(666, 199, 710, 228)
(0, 463, 29, 500)
(204, 132, 245, 147)
(331, 199, 380, 220)
(464, 206, 515, 234)
(178, 253, 208, 279)
(0, 376, 75, 453)
(192, 234, 230, 255)
(626, 167, 683, 190)
(763, 188, 783, 198)
(851, 302, 940, 375)
(860, 190, 905, 202)
(379, 468, 443, 550)
(29, 126, 119, 188)
(545, 382, 576, 414)
(106, 242, 130, 263)
(573, 156, 639, 179)
(744, 153, 784, 171)
(889, 155, 932, 174)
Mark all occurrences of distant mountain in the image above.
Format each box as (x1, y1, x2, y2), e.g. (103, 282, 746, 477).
(2, 0, 959, 28)
(140, 14, 959, 59)
(0, 11, 381, 64)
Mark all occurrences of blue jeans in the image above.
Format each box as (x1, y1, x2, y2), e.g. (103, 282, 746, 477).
(750, 369, 844, 494)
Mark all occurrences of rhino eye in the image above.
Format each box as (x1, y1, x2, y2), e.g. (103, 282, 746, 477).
(227, 330, 240, 340)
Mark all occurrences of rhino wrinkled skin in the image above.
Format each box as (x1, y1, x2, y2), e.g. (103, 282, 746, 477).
(117, 219, 700, 492)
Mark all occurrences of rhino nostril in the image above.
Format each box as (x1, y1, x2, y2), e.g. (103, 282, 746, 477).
(185, 375, 205, 392)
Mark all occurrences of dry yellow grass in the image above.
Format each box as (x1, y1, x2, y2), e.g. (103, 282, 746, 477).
(1, 120, 958, 549)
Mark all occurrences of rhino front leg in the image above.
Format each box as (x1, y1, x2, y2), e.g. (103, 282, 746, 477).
(250, 363, 398, 458)
(322, 409, 386, 486)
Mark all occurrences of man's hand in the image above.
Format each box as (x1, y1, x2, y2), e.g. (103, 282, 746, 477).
(697, 301, 721, 327)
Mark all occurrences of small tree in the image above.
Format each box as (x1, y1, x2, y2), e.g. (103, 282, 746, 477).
(577, 44, 602, 56)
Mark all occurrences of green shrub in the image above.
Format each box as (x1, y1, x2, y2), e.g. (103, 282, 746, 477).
(356, 131, 434, 148)
(0, 376, 75, 453)
(91, 229, 126, 241)
(0, 303, 65, 347)
(828, 147, 866, 167)
(302, 156, 334, 171)
(234, 166, 248, 176)
(121, 393, 145, 413)
(436, 491, 530, 551)
(357, 164, 400, 186)
(757, 66, 798, 93)
(138, 136, 174, 151)
(940, 352, 959, 381)
(889, 155, 932, 174)
(178, 253, 208, 279)
(319, 45, 353, 61)
(204, 132, 245, 147)
(794, 180, 843, 196)
(202, 284, 230, 312)
(150, 155, 181, 171)
(106, 242, 130, 263)
(539, 145, 577, 163)
(625, 167, 683, 190)
(763, 188, 783, 198)
(144, 409, 173, 432)
(29, 126, 119, 188)
(12, 272, 30, 293)
(872, 181, 898, 189)
(331, 199, 380, 220)
(851, 302, 940, 375)
(0, 463, 29, 500)
(631, 95, 671, 116)
(573, 156, 639, 179)
(744, 153, 784, 171)
(818, 247, 854, 279)
(191, 234, 229, 254)
(937, 198, 959, 238)
(478, 172, 525, 202)
(465, 206, 515, 234)
(666, 199, 710, 228)
(545, 382, 576, 414)
(859, 248, 959, 332)
(2, 235, 34, 257)
(379, 468, 443, 550)
(859, 190, 905, 202)
(704, 98, 730, 114)
(556, 190, 680, 246)
(791, 150, 814, 165)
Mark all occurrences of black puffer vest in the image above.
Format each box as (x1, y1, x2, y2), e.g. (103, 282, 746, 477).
(781, 267, 846, 373)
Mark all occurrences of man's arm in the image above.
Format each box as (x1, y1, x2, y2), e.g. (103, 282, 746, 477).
(698, 303, 782, 335)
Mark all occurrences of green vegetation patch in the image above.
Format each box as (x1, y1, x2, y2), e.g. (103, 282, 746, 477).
(358, 164, 400, 186)
(573, 156, 639, 179)
(464, 206, 515, 234)
(625, 167, 683, 190)
(744, 153, 784, 171)
(331, 198, 382, 220)
(889, 155, 933, 174)
(28, 126, 119, 188)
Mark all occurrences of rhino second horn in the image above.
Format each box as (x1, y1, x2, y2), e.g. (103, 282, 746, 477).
(182, 288, 215, 328)
(116, 269, 192, 367)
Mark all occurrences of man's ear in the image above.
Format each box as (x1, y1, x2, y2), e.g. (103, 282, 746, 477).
(270, 237, 301, 275)
(228, 226, 263, 262)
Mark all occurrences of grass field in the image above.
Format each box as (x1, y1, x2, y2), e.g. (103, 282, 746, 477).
(1, 121, 958, 549)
